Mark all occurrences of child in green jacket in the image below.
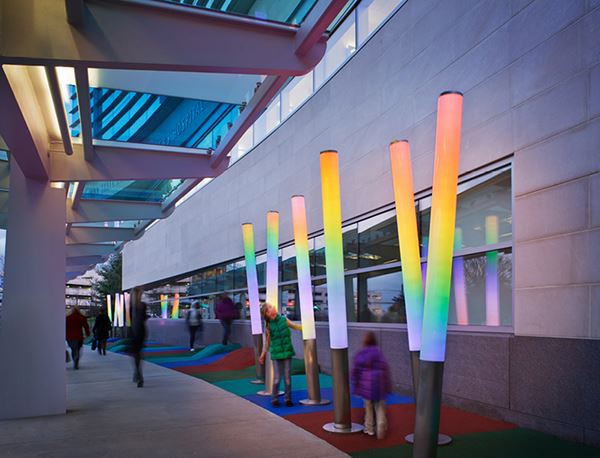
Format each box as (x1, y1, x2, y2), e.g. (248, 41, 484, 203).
(259, 303, 302, 407)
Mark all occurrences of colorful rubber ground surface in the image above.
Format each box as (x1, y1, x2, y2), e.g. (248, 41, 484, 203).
(107, 339, 600, 457)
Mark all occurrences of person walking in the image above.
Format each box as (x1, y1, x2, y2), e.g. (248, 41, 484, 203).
(215, 294, 238, 345)
(93, 308, 112, 355)
(351, 331, 392, 439)
(66, 307, 91, 370)
(131, 301, 148, 388)
(259, 303, 302, 407)
(186, 301, 203, 351)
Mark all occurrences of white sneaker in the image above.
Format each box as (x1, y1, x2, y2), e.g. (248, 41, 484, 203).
(363, 428, 375, 436)
(190, 348, 194, 352)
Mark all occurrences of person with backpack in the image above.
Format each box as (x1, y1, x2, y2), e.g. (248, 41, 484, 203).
(186, 301, 203, 351)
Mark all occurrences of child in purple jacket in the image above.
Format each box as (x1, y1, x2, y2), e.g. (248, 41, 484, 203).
(351, 331, 391, 439)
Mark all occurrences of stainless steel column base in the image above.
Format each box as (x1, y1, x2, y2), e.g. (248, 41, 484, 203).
(300, 398, 330, 406)
(413, 361, 447, 458)
(322, 348, 362, 434)
(301, 338, 330, 406)
(322, 422, 363, 433)
(251, 333, 265, 386)
(256, 352, 284, 396)
(404, 433, 452, 445)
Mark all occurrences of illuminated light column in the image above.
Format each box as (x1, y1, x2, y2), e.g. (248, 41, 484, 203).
(160, 295, 168, 319)
(320, 151, 362, 434)
(421, 235, 429, 293)
(485, 215, 500, 326)
(124, 292, 132, 327)
(106, 295, 113, 322)
(266, 211, 280, 311)
(171, 293, 180, 319)
(115, 293, 123, 328)
(242, 223, 265, 384)
(414, 91, 463, 458)
(389, 140, 425, 402)
(453, 228, 469, 326)
(258, 211, 283, 397)
(291, 195, 330, 406)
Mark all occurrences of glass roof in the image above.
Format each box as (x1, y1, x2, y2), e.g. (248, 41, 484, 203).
(155, 0, 318, 26)
(71, 221, 141, 228)
(65, 85, 239, 150)
(82, 180, 184, 202)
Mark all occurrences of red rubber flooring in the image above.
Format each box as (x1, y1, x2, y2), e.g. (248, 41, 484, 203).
(284, 403, 516, 454)
(174, 348, 255, 375)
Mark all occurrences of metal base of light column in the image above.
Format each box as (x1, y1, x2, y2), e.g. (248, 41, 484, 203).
(404, 433, 452, 445)
(256, 390, 284, 396)
(413, 361, 446, 458)
(322, 348, 361, 433)
(252, 333, 265, 384)
(249, 379, 265, 385)
(322, 422, 363, 434)
(301, 338, 330, 406)
(256, 352, 283, 396)
(300, 398, 330, 406)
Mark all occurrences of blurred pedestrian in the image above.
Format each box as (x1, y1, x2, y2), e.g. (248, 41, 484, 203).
(215, 294, 238, 345)
(66, 307, 90, 370)
(93, 308, 112, 355)
(186, 301, 203, 351)
(351, 331, 391, 439)
(132, 301, 148, 388)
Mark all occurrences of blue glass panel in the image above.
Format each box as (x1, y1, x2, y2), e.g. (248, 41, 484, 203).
(155, 0, 318, 26)
(82, 180, 184, 202)
(65, 86, 239, 150)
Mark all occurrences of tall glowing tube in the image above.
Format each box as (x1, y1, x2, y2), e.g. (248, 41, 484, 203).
(390, 140, 423, 352)
(320, 151, 348, 350)
(485, 215, 500, 326)
(106, 295, 112, 322)
(161, 294, 168, 319)
(413, 91, 463, 458)
(115, 293, 123, 327)
(266, 211, 280, 311)
(420, 92, 464, 363)
(291, 195, 316, 341)
(171, 293, 180, 319)
(242, 223, 263, 335)
(124, 292, 132, 327)
(453, 228, 469, 325)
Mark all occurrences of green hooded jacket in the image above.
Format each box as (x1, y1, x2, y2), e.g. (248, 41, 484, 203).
(268, 314, 295, 360)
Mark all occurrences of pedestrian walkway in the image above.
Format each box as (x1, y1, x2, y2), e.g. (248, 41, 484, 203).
(0, 347, 347, 458)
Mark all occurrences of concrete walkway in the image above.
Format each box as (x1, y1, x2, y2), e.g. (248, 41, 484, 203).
(0, 348, 348, 457)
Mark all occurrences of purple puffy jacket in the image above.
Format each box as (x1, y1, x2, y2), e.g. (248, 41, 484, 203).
(351, 346, 392, 401)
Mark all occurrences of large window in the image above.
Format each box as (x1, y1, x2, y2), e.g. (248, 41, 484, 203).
(148, 167, 512, 331)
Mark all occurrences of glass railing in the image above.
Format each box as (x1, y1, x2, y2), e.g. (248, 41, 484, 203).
(81, 180, 184, 202)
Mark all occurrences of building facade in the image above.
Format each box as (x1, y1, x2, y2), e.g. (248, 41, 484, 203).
(122, 0, 600, 446)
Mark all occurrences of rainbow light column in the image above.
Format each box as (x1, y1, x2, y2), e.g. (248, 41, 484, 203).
(242, 223, 265, 384)
(292, 195, 330, 406)
(115, 294, 123, 327)
(171, 293, 180, 319)
(124, 292, 132, 327)
(266, 211, 280, 311)
(291, 196, 316, 341)
(390, 140, 424, 352)
(421, 235, 429, 293)
(485, 215, 500, 326)
(453, 228, 469, 325)
(160, 295, 168, 319)
(413, 91, 463, 458)
(106, 295, 112, 322)
(320, 150, 360, 433)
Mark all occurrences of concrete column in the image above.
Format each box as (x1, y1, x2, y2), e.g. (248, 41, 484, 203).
(0, 158, 67, 419)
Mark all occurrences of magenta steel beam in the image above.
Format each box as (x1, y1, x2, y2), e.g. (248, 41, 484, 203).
(210, 0, 348, 169)
(0, 0, 324, 75)
(74, 67, 94, 162)
(50, 143, 229, 182)
(66, 199, 167, 224)
(66, 226, 137, 244)
(0, 68, 48, 180)
(45, 67, 73, 156)
(70, 182, 85, 210)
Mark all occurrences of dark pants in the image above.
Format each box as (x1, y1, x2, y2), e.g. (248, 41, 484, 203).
(97, 338, 108, 355)
(67, 339, 83, 369)
(132, 340, 144, 386)
(189, 325, 200, 349)
(220, 319, 232, 345)
(272, 358, 292, 402)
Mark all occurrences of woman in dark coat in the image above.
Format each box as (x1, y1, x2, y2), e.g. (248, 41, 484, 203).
(92, 309, 112, 355)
